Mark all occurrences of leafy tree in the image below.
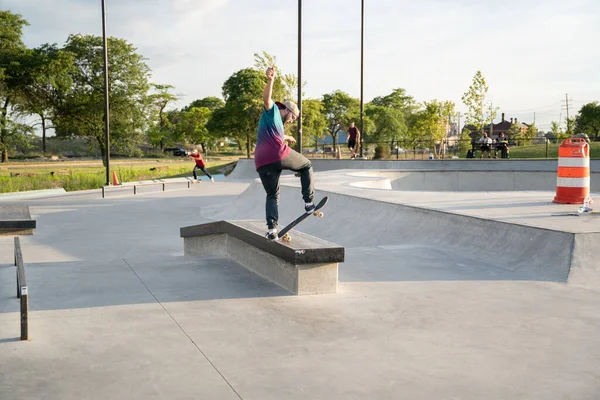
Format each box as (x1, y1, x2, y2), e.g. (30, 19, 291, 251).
(178, 107, 212, 149)
(185, 96, 224, 112)
(507, 122, 523, 144)
(574, 102, 600, 140)
(565, 117, 575, 138)
(322, 90, 359, 153)
(409, 100, 455, 157)
(53, 34, 151, 163)
(365, 105, 405, 148)
(369, 88, 420, 151)
(371, 88, 418, 115)
(461, 71, 497, 138)
(146, 84, 179, 149)
(300, 99, 327, 149)
(0, 10, 30, 162)
(15, 44, 75, 154)
(525, 122, 538, 144)
(219, 68, 265, 157)
(253, 51, 297, 103)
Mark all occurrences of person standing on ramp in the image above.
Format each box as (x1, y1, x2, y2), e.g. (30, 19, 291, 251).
(255, 66, 315, 241)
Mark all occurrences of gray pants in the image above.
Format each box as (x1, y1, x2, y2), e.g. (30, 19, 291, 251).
(257, 150, 314, 229)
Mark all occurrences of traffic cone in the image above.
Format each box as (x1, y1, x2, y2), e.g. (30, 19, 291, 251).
(112, 171, 121, 186)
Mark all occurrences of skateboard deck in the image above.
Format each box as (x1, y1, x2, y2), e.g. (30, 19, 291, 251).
(277, 197, 328, 242)
(552, 211, 599, 216)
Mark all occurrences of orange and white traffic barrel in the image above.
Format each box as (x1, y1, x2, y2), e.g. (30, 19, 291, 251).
(553, 138, 591, 204)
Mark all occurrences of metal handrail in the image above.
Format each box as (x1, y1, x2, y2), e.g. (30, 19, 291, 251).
(14, 237, 29, 340)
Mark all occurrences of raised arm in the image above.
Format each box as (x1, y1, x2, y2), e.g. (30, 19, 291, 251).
(263, 66, 275, 110)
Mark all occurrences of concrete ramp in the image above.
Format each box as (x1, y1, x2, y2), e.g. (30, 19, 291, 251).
(204, 180, 599, 288)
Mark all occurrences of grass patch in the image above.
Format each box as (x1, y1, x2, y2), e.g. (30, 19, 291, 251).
(0, 159, 234, 193)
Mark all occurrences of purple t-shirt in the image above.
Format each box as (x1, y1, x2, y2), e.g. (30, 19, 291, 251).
(254, 102, 291, 169)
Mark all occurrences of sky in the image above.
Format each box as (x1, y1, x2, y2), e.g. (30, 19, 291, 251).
(4, 0, 600, 131)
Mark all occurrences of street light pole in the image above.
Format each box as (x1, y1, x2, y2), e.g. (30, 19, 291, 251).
(359, 0, 365, 158)
(101, 0, 111, 185)
(297, 0, 303, 154)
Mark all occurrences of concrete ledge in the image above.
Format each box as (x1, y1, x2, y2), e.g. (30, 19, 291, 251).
(181, 220, 344, 295)
(0, 205, 36, 236)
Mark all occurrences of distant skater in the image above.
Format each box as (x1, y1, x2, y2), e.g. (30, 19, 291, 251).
(188, 149, 214, 182)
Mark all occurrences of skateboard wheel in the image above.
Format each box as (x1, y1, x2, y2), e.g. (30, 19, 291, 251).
(282, 234, 291, 242)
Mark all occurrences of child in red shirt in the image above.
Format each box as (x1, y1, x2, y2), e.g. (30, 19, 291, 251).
(188, 149, 214, 182)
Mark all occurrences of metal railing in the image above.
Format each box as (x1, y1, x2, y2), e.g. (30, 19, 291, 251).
(14, 237, 29, 341)
(101, 180, 195, 199)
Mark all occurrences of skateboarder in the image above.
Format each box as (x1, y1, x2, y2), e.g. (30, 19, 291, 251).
(347, 122, 360, 159)
(255, 66, 315, 240)
(188, 149, 214, 182)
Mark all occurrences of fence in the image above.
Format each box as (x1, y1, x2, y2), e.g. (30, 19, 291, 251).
(14, 237, 29, 341)
(306, 137, 599, 160)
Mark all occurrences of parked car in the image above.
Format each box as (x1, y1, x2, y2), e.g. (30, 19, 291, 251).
(164, 147, 188, 156)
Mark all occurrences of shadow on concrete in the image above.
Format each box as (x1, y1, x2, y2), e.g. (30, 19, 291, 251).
(340, 246, 567, 284)
(0, 256, 289, 314)
(0, 337, 20, 343)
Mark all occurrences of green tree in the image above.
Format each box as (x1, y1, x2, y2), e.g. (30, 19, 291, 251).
(300, 99, 327, 149)
(53, 34, 151, 163)
(507, 122, 523, 144)
(219, 68, 265, 157)
(146, 84, 179, 149)
(185, 96, 224, 112)
(565, 116, 575, 138)
(461, 71, 496, 138)
(365, 105, 405, 148)
(574, 102, 600, 140)
(371, 88, 418, 115)
(15, 44, 75, 154)
(178, 107, 212, 149)
(0, 10, 30, 162)
(549, 120, 566, 142)
(410, 100, 456, 157)
(525, 122, 538, 144)
(322, 90, 359, 153)
(253, 51, 297, 103)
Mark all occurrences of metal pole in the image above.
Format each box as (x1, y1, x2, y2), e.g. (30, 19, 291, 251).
(101, 0, 111, 186)
(359, 0, 365, 158)
(297, 0, 303, 154)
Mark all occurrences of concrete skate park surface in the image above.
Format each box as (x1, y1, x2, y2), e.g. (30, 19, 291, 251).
(1, 159, 599, 399)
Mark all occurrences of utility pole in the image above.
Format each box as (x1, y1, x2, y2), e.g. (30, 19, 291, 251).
(297, 0, 302, 153)
(101, 0, 111, 186)
(561, 93, 573, 134)
(359, 0, 365, 158)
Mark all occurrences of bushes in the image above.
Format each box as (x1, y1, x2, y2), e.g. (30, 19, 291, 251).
(373, 144, 390, 160)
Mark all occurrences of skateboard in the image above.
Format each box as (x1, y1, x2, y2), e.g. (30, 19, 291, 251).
(551, 206, 598, 216)
(552, 211, 599, 216)
(277, 197, 328, 242)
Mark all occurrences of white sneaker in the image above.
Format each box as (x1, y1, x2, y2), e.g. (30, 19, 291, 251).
(305, 202, 315, 213)
(266, 229, 278, 241)
(210, 177, 215, 183)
